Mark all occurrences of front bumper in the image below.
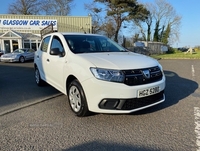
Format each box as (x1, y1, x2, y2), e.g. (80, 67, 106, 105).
(0, 58, 18, 62)
(99, 90, 164, 110)
(82, 76, 165, 114)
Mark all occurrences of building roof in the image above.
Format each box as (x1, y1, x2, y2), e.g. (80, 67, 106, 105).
(0, 30, 40, 40)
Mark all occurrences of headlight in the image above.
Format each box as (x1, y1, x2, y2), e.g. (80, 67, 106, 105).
(158, 63, 165, 76)
(90, 67, 125, 83)
(11, 55, 17, 58)
(158, 63, 163, 72)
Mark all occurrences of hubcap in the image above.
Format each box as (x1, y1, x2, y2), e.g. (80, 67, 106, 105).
(69, 86, 81, 112)
(20, 57, 25, 62)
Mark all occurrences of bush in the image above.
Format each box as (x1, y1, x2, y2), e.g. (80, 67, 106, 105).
(194, 48, 200, 52)
(166, 47, 176, 54)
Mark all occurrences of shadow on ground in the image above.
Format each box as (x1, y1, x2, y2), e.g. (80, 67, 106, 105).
(131, 70, 199, 115)
(0, 62, 60, 114)
(64, 141, 164, 151)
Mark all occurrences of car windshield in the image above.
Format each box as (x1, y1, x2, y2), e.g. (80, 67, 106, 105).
(64, 35, 127, 54)
(13, 49, 26, 53)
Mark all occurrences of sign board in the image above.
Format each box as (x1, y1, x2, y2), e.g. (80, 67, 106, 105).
(161, 45, 168, 52)
(134, 41, 145, 47)
(0, 19, 57, 30)
(41, 23, 54, 39)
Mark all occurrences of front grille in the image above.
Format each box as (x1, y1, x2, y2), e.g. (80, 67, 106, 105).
(122, 66, 163, 86)
(121, 91, 164, 110)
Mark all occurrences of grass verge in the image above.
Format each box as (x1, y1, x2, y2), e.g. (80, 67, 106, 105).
(151, 49, 200, 59)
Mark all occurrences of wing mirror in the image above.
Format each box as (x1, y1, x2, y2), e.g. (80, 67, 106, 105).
(50, 48, 65, 57)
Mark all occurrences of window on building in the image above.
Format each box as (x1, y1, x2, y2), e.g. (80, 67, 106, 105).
(38, 40, 41, 48)
(31, 40, 37, 51)
(4, 32, 18, 38)
(12, 40, 18, 50)
(24, 40, 30, 48)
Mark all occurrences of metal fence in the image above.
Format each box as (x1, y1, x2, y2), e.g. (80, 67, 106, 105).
(128, 41, 168, 55)
(147, 42, 167, 54)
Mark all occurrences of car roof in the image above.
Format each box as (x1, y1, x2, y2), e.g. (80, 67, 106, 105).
(45, 32, 104, 37)
(61, 33, 102, 36)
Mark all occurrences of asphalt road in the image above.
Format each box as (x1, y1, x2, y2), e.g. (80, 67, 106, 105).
(0, 59, 200, 151)
(0, 61, 60, 115)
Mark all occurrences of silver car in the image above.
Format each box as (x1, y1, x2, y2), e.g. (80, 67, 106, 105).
(1, 48, 35, 63)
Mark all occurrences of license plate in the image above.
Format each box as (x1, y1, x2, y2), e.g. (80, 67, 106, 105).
(138, 86, 160, 98)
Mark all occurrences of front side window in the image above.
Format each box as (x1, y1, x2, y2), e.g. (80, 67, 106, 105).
(28, 49, 35, 53)
(14, 49, 25, 53)
(41, 36, 51, 52)
(50, 36, 64, 54)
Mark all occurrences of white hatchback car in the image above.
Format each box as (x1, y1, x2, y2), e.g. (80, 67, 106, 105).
(34, 32, 165, 116)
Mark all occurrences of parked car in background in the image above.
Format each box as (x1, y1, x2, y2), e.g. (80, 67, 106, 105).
(127, 46, 151, 56)
(177, 47, 188, 52)
(0, 50, 4, 57)
(1, 48, 35, 63)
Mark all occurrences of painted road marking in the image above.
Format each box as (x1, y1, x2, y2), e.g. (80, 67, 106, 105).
(194, 107, 200, 151)
(192, 65, 195, 77)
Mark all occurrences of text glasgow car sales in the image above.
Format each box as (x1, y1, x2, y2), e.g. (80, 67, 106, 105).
(0, 19, 57, 26)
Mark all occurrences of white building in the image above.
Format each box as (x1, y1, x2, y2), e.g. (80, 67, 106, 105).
(0, 14, 92, 53)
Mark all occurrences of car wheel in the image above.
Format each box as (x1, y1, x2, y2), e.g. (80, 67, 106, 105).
(19, 56, 25, 63)
(68, 80, 90, 117)
(35, 67, 44, 86)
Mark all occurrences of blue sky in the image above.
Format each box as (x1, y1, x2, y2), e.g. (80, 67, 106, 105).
(0, 0, 199, 48)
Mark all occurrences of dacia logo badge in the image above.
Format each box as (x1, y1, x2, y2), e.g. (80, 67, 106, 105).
(142, 69, 150, 79)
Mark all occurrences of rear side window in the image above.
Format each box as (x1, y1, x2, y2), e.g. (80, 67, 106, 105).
(28, 49, 35, 53)
(40, 36, 51, 52)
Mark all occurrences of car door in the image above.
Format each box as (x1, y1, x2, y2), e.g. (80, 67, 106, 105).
(26, 49, 35, 60)
(24, 49, 32, 60)
(35, 36, 51, 81)
(46, 35, 67, 92)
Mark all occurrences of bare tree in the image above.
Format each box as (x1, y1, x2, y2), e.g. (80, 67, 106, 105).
(41, 0, 74, 15)
(134, 0, 181, 45)
(84, 2, 104, 34)
(8, 0, 74, 15)
(102, 18, 116, 38)
(8, 0, 42, 15)
(150, 0, 181, 44)
(85, 1, 117, 37)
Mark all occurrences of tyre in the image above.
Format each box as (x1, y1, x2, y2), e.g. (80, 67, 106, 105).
(35, 67, 44, 86)
(19, 56, 25, 63)
(68, 80, 90, 117)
